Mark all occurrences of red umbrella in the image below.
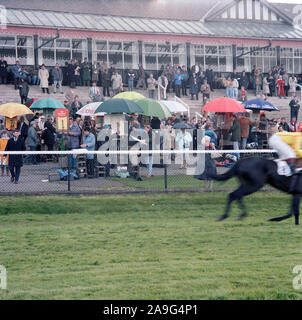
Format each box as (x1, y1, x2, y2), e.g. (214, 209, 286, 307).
(25, 98, 39, 108)
(202, 97, 247, 113)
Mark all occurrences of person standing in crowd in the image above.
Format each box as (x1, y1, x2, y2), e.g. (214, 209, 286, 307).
(225, 76, 233, 98)
(91, 61, 100, 86)
(175, 127, 192, 169)
(70, 96, 83, 120)
(80, 127, 96, 179)
(174, 69, 183, 98)
(180, 65, 189, 96)
(289, 74, 298, 98)
(31, 68, 40, 86)
(232, 77, 239, 100)
(230, 114, 241, 152)
(289, 116, 298, 132)
(67, 60, 77, 88)
(147, 74, 157, 99)
(111, 71, 123, 96)
(12, 60, 23, 90)
(81, 57, 91, 87)
(43, 116, 56, 160)
(89, 82, 103, 102)
(102, 69, 111, 97)
(136, 64, 146, 90)
(39, 64, 49, 94)
(157, 73, 168, 100)
(25, 121, 40, 165)
(200, 79, 211, 103)
(283, 71, 290, 97)
(289, 96, 300, 121)
(241, 71, 249, 90)
(17, 116, 28, 142)
(109, 64, 116, 78)
(5, 128, 26, 184)
(0, 131, 10, 177)
(262, 76, 270, 100)
(279, 117, 290, 132)
(194, 135, 217, 192)
(74, 61, 81, 87)
(238, 85, 248, 101)
(255, 69, 262, 96)
(189, 72, 199, 101)
(144, 125, 153, 178)
(127, 68, 136, 92)
(0, 56, 8, 84)
(267, 70, 275, 97)
(257, 113, 269, 148)
(239, 113, 253, 149)
(19, 78, 29, 105)
(276, 75, 285, 99)
(52, 63, 64, 94)
(205, 65, 214, 92)
(68, 118, 81, 169)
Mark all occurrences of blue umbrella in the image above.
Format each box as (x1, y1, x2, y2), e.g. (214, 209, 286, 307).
(243, 99, 279, 112)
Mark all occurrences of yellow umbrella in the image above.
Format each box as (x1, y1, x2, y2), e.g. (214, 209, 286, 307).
(113, 91, 145, 100)
(0, 103, 34, 118)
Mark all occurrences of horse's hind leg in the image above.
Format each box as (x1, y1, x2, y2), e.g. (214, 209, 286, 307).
(217, 184, 263, 221)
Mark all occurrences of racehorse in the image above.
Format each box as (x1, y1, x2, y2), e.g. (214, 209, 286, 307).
(214, 157, 300, 225)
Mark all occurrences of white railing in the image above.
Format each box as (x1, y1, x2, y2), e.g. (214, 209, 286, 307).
(157, 82, 167, 100)
(174, 95, 191, 120)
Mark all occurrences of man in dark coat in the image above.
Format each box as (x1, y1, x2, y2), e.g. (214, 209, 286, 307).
(67, 60, 76, 88)
(17, 116, 29, 141)
(289, 96, 300, 121)
(19, 78, 29, 104)
(205, 65, 214, 92)
(0, 56, 8, 84)
(43, 116, 56, 159)
(5, 128, 26, 184)
(189, 73, 200, 100)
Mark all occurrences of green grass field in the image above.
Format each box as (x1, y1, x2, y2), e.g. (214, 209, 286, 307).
(1, 192, 302, 300)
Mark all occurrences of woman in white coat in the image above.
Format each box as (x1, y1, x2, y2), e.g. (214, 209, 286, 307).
(38, 64, 50, 94)
(262, 76, 270, 98)
(289, 75, 297, 98)
(175, 128, 192, 169)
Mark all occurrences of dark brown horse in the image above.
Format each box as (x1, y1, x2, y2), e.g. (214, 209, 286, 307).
(214, 157, 300, 225)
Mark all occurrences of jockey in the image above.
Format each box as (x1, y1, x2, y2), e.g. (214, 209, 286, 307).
(268, 123, 302, 174)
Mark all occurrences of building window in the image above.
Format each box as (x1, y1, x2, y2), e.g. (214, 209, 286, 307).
(143, 42, 186, 71)
(237, 46, 277, 72)
(92, 40, 138, 69)
(281, 47, 302, 74)
(0, 35, 34, 65)
(39, 38, 87, 66)
(191, 44, 233, 72)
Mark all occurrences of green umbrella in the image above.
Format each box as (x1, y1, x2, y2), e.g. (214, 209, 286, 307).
(29, 98, 65, 110)
(94, 99, 143, 114)
(135, 98, 171, 118)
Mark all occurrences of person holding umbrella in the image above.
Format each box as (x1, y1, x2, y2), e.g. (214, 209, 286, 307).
(5, 128, 26, 184)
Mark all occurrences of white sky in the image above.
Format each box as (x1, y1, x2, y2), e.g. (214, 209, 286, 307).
(268, 0, 302, 3)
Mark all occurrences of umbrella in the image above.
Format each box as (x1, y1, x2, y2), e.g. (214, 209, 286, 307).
(202, 97, 247, 113)
(76, 102, 106, 116)
(0, 103, 34, 118)
(160, 100, 188, 113)
(173, 122, 192, 129)
(25, 98, 39, 108)
(243, 98, 279, 111)
(30, 98, 65, 110)
(135, 98, 171, 118)
(113, 91, 145, 100)
(94, 99, 143, 114)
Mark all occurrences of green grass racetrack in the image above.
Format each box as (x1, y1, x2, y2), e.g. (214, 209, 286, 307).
(1, 192, 302, 300)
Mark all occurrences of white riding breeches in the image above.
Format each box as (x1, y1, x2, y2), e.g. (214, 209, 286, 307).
(268, 135, 296, 160)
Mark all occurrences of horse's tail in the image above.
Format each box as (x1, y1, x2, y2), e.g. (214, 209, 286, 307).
(213, 165, 237, 181)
